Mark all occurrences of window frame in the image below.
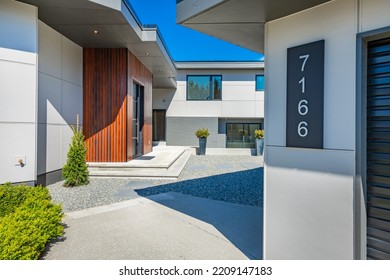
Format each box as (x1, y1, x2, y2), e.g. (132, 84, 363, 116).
(225, 122, 262, 148)
(255, 74, 265, 91)
(186, 75, 223, 101)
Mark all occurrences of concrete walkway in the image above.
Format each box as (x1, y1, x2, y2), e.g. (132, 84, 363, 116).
(43, 192, 263, 260)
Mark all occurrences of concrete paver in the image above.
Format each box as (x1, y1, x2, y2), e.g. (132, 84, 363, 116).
(43, 192, 263, 260)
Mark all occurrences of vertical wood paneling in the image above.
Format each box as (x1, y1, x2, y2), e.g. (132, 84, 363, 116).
(127, 51, 153, 160)
(83, 48, 128, 162)
(84, 48, 153, 162)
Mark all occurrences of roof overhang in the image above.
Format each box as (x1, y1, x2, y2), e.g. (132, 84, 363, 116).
(17, 0, 177, 88)
(176, 0, 332, 54)
(176, 61, 264, 70)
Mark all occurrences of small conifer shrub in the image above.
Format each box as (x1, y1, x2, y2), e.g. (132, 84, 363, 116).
(62, 115, 89, 187)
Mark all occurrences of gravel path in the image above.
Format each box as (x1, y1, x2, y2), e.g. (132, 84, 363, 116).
(47, 155, 263, 212)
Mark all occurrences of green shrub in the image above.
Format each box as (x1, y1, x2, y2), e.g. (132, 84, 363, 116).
(195, 128, 210, 138)
(254, 129, 264, 139)
(0, 185, 64, 260)
(62, 118, 89, 187)
(0, 184, 31, 218)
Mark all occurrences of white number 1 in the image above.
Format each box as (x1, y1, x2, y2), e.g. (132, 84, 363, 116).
(299, 54, 309, 71)
(299, 77, 305, 93)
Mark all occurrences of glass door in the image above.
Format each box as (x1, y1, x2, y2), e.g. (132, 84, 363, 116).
(132, 83, 144, 158)
(226, 123, 261, 148)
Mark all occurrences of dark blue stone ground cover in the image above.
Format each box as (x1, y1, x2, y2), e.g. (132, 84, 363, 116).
(137, 156, 263, 207)
(48, 155, 263, 212)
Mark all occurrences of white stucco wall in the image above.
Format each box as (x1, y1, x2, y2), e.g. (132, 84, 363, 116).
(167, 69, 264, 118)
(152, 88, 175, 110)
(37, 21, 83, 176)
(0, 0, 37, 184)
(0, 1, 83, 184)
(264, 0, 390, 259)
(0, 0, 37, 53)
(360, 0, 390, 33)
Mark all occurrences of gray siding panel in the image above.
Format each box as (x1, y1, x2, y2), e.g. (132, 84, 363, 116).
(166, 117, 219, 147)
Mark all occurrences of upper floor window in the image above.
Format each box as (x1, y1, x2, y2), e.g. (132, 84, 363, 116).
(187, 75, 222, 100)
(256, 75, 265, 91)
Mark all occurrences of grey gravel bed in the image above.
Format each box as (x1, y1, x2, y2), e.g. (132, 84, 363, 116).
(47, 155, 263, 212)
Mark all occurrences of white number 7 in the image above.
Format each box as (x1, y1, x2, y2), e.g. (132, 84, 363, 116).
(299, 54, 309, 71)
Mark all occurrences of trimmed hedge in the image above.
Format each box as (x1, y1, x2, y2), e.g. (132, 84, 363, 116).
(0, 184, 64, 260)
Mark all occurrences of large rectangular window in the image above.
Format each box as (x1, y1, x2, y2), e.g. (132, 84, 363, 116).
(255, 75, 264, 91)
(187, 75, 222, 100)
(226, 123, 261, 148)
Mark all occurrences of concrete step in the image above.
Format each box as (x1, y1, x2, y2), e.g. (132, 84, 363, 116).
(88, 168, 177, 178)
(88, 149, 192, 179)
(88, 147, 187, 169)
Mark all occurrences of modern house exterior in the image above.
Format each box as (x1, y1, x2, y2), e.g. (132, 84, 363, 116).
(0, 0, 176, 185)
(153, 61, 264, 148)
(0, 0, 264, 185)
(176, 0, 390, 260)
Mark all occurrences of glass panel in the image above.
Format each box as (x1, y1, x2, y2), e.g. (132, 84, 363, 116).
(133, 84, 138, 101)
(187, 76, 210, 100)
(187, 75, 222, 100)
(226, 123, 242, 148)
(226, 123, 260, 148)
(132, 120, 137, 138)
(256, 75, 264, 91)
(242, 124, 250, 148)
(133, 100, 137, 119)
(246, 124, 260, 148)
(132, 139, 137, 157)
(211, 76, 222, 100)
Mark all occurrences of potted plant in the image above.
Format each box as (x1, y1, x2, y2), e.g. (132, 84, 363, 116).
(195, 128, 210, 155)
(254, 129, 264, 156)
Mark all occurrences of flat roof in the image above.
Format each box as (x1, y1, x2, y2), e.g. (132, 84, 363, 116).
(176, 0, 331, 53)
(175, 61, 264, 70)
(17, 0, 177, 88)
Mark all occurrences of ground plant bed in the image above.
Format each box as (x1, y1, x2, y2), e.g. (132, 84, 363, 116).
(0, 183, 64, 260)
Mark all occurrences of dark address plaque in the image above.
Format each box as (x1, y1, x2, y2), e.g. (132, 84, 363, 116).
(286, 40, 324, 149)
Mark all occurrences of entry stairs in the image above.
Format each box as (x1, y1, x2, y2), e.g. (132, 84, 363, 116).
(87, 146, 192, 179)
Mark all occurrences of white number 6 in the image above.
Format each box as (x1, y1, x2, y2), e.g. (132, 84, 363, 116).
(298, 99, 309, 115)
(298, 121, 308, 137)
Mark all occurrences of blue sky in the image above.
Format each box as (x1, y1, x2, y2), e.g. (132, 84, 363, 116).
(129, 0, 263, 62)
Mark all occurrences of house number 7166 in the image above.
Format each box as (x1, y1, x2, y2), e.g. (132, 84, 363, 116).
(297, 54, 309, 137)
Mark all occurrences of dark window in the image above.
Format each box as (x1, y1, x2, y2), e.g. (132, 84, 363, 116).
(153, 110, 166, 141)
(256, 75, 264, 91)
(187, 75, 222, 100)
(226, 123, 261, 148)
